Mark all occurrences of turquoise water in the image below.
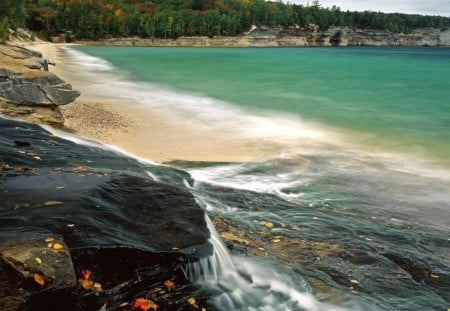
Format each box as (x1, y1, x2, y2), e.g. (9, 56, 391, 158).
(75, 46, 450, 160)
(67, 46, 450, 310)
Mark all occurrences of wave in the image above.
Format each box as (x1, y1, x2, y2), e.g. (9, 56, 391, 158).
(63, 47, 449, 173)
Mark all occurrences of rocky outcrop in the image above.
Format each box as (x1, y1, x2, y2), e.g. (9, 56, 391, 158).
(80, 27, 450, 47)
(0, 44, 80, 125)
(0, 117, 211, 310)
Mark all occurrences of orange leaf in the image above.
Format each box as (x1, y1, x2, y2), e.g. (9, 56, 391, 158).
(134, 298, 158, 311)
(81, 279, 93, 290)
(34, 273, 45, 286)
(164, 280, 174, 288)
(82, 269, 92, 280)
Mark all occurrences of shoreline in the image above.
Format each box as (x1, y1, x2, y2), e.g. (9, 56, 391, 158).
(75, 27, 450, 47)
(22, 42, 275, 163)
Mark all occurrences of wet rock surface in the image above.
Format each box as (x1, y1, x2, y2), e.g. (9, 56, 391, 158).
(0, 117, 211, 310)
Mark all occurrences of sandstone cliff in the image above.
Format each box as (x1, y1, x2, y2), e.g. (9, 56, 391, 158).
(0, 44, 80, 125)
(79, 27, 450, 47)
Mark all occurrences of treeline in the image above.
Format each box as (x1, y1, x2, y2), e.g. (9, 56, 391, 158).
(1, 0, 449, 41)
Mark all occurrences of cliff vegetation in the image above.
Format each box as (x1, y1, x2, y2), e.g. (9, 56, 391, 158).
(0, 0, 449, 41)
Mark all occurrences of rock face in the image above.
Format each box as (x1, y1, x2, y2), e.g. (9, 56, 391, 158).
(0, 44, 80, 125)
(82, 27, 450, 47)
(0, 69, 79, 106)
(0, 117, 211, 310)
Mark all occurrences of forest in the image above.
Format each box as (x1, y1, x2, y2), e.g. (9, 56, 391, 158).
(1, 0, 450, 41)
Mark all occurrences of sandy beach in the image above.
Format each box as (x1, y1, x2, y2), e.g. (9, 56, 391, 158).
(20, 41, 274, 164)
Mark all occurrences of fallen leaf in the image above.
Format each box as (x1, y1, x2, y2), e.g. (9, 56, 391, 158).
(47, 243, 53, 248)
(56, 186, 66, 189)
(44, 200, 63, 206)
(32, 156, 41, 160)
(35, 257, 42, 265)
(272, 239, 281, 243)
(350, 280, 359, 284)
(0, 164, 11, 171)
(430, 274, 440, 278)
(133, 298, 159, 311)
(93, 282, 103, 291)
(220, 232, 250, 245)
(164, 280, 175, 288)
(52, 243, 63, 250)
(34, 274, 45, 286)
(82, 269, 92, 280)
(187, 297, 198, 308)
(81, 279, 93, 290)
(67, 223, 75, 227)
(260, 221, 274, 228)
(73, 166, 89, 173)
(45, 237, 54, 243)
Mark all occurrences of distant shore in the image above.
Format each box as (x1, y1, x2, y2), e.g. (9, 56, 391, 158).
(76, 27, 450, 47)
(21, 41, 271, 163)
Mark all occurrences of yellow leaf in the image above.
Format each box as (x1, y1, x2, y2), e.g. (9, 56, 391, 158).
(164, 280, 175, 288)
(272, 239, 281, 243)
(92, 282, 103, 291)
(44, 201, 63, 206)
(35, 257, 42, 264)
(47, 243, 53, 248)
(45, 237, 54, 243)
(52, 243, 63, 250)
(430, 274, 439, 278)
(34, 274, 45, 286)
(32, 156, 41, 160)
(187, 297, 199, 308)
(260, 221, 274, 228)
(350, 280, 359, 284)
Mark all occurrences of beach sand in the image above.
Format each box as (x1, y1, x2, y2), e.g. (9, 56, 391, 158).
(21, 42, 270, 163)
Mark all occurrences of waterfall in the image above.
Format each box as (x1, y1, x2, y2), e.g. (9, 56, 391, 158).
(182, 214, 346, 311)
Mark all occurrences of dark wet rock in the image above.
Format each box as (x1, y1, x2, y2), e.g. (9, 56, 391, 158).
(0, 117, 211, 309)
(383, 253, 432, 282)
(14, 140, 31, 147)
(0, 228, 76, 288)
(0, 228, 76, 311)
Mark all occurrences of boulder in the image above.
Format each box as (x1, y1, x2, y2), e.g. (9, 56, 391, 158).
(0, 70, 80, 106)
(0, 117, 212, 309)
(0, 44, 80, 125)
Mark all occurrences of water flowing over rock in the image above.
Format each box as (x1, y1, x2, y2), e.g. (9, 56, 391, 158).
(0, 117, 212, 310)
(0, 44, 80, 125)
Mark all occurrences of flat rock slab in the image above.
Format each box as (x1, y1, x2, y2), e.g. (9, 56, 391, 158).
(0, 117, 211, 309)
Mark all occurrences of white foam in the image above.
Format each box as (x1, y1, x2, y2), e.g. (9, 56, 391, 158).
(62, 46, 450, 183)
(44, 126, 159, 167)
(183, 216, 346, 311)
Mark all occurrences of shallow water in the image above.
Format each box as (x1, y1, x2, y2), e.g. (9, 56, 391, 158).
(62, 46, 450, 310)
